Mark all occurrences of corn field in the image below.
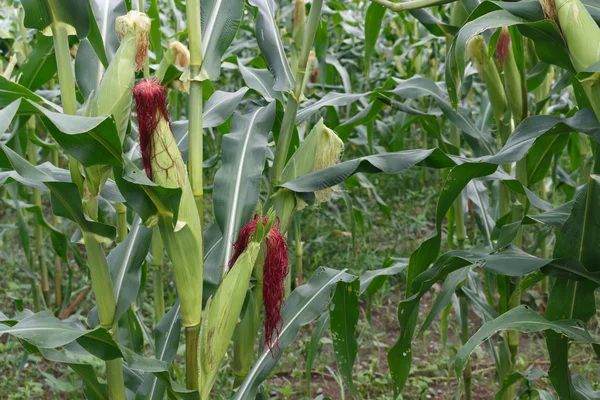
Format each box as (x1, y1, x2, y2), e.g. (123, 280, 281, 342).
(0, 0, 599, 398)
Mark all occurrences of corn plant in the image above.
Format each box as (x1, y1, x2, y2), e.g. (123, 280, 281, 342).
(0, 0, 599, 398)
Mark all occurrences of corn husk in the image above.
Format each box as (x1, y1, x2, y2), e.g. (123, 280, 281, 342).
(550, 0, 600, 118)
(552, 0, 600, 73)
(499, 28, 524, 123)
(90, 11, 150, 141)
(199, 241, 261, 400)
(133, 79, 203, 328)
(152, 117, 203, 327)
(155, 40, 190, 83)
(273, 119, 344, 231)
(467, 35, 508, 123)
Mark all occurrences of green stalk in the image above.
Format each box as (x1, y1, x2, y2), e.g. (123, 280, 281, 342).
(51, 23, 84, 193)
(186, 0, 204, 218)
(52, 149, 62, 308)
(270, 0, 324, 186)
(185, 0, 203, 391)
(83, 233, 125, 399)
(185, 325, 201, 391)
(115, 202, 128, 243)
(27, 136, 50, 305)
(294, 217, 304, 286)
(151, 226, 165, 322)
(451, 127, 466, 250)
(459, 294, 472, 400)
(370, 0, 456, 12)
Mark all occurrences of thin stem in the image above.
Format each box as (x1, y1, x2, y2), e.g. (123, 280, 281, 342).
(186, 0, 204, 219)
(185, 0, 204, 392)
(82, 233, 125, 399)
(271, 0, 324, 186)
(185, 325, 201, 390)
(51, 22, 84, 195)
(451, 127, 466, 250)
(294, 217, 303, 286)
(115, 202, 128, 243)
(370, 0, 456, 12)
(107, 328, 126, 400)
(27, 136, 50, 305)
(52, 148, 62, 308)
(459, 294, 472, 400)
(51, 23, 77, 115)
(152, 226, 165, 323)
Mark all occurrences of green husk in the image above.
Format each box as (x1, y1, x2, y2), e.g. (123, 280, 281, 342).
(500, 29, 524, 124)
(83, 11, 150, 219)
(273, 119, 344, 232)
(553, 0, 600, 73)
(155, 41, 190, 83)
(150, 117, 203, 328)
(467, 35, 508, 124)
(200, 241, 261, 399)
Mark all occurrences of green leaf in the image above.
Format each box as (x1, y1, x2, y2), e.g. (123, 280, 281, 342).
(248, 0, 295, 91)
(201, 0, 244, 79)
(238, 63, 285, 102)
(147, 0, 162, 61)
(85, 0, 109, 68)
(0, 311, 109, 349)
(136, 302, 182, 400)
(75, 0, 127, 99)
(0, 77, 59, 113)
(305, 313, 329, 397)
(89, 217, 152, 326)
(203, 87, 250, 128)
(47, 181, 116, 240)
(28, 100, 122, 167)
(546, 176, 600, 398)
(40, 348, 109, 400)
(210, 102, 276, 283)
(330, 280, 359, 398)
(233, 267, 356, 399)
(417, 267, 471, 337)
(364, 4, 385, 78)
(455, 305, 595, 376)
(18, 35, 57, 91)
(21, 0, 91, 38)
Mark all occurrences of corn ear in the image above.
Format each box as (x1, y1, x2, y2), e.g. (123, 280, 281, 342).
(91, 11, 150, 141)
(548, 0, 600, 118)
(133, 79, 203, 328)
(291, 0, 306, 74)
(273, 119, 343, 231)
(81, 11, 150, 218)
(199, 241, 261, 399)
(551, 0, 600, 73)
(499, 28, 524, 123)
(155, 41, 190, 83)
(467, 35, 508, 123)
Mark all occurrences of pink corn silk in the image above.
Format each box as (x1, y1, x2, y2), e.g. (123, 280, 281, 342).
(132, 78, 172, 180)
(229, 215, 290, 354)
(496, 28, 511, 66)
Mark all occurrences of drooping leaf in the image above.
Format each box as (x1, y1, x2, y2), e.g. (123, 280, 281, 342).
(247, 0, 295, 92)
(456, 306, 595, 376)
(210, 102, 276, 282)
(329, 280, 359, 398)
(233, 267, 357, 399)
(201, 0, 244, 79)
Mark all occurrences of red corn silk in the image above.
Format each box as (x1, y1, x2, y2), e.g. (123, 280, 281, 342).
(496, 28, 511, 66)
(228, 215, 290, 355)
(132, 78, 171, 180)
